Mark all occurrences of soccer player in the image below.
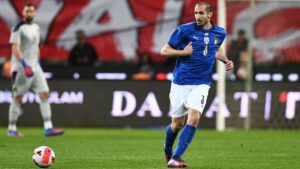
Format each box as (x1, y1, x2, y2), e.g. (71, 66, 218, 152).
(7, 3, 64, 137)
(160, 2, 233, 168)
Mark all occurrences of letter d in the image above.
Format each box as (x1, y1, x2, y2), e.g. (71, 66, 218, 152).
(111, 91, 136, 117)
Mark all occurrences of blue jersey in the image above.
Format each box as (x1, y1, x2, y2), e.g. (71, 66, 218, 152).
(168, 21, 227, 85)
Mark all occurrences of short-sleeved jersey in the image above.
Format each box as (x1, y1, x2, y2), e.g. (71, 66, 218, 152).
(9, 21, 40, 72)
(168, 21, 227, 85)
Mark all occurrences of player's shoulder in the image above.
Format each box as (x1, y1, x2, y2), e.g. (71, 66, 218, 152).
(32, 22, 40, 27)
(178, 21, 196, 31)
(213, 25, 227, 35)
(13, 21, 26, 32)
(32, 23, 40, 29)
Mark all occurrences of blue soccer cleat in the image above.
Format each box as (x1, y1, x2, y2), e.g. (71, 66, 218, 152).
(7, 130, 25, 138)
(44, 128, 64, 136)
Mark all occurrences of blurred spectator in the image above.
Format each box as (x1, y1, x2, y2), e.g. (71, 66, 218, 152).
(132, 52, 154, 80)
(273, 53, 285, 66)
(68, 30, 98, 66)
(228, 29, 248, 75)
(236, 50, 249, 80)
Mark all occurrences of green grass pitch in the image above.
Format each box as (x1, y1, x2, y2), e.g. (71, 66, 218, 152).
(0, 128, 299, 169)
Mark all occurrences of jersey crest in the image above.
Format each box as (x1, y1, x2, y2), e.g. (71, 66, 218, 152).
(203, 34, 209, 56)
(214, 36, 219, 45)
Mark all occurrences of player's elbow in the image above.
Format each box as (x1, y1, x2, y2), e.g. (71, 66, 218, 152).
(11, 44, 20, 56)
(160, 47, 167, 56)
(160, 45, 171, 57)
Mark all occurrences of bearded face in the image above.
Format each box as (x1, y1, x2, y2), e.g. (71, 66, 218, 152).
(194, 4, 212, 27)
(23, 6, 36, 23)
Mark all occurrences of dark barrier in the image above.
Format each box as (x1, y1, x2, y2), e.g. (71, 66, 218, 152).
(0, 80, 299, 129)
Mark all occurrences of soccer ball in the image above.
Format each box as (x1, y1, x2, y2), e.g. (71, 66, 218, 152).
(32, 146, 55, 168)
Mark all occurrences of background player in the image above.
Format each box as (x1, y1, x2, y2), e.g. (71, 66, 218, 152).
(160, 2, 234, 168)
(7, 3, 64, 137)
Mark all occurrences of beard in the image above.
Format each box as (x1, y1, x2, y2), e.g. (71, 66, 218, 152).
(196, 19, 208, 27)
(25, 16, 34, 23)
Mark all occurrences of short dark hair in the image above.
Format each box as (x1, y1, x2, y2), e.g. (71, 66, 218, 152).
(238, 29, 246, 35)
(196, 2, 213, 13)
(76, 30, 85, 36)
(24, 2, 36, 9)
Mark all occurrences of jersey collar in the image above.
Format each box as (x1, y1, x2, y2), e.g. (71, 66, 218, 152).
(194, 21, 215, 31)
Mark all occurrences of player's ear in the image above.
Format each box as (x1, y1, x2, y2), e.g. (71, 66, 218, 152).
(22, 7, 27, 16)
(208, 11, 213, 18)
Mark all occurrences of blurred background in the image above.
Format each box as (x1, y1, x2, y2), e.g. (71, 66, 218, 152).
(0, 0, 299, 129)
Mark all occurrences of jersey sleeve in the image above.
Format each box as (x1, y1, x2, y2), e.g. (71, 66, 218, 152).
(9, 27, 21, 45)
(217, 30, 227, 47)
(168, 27, 184, 49)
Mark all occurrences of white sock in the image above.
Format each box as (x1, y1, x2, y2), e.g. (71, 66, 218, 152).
(44, 120, 53, 130)
(8, 124, 17, 131)
(39, 99, 53, 130)
(8, 100, 22, 131)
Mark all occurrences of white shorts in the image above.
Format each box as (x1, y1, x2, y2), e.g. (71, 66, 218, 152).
(169, 83, 210, 118)
(11, 67, 49, 96)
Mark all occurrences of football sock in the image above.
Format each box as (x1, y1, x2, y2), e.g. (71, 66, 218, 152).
(39, 99, 53, 130)
(173, 124, 197, 160)
(164, 124, 179, 154)
(8, 100, 22, 131)
(43, 121, 53, 130)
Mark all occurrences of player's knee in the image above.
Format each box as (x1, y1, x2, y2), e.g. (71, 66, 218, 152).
(188, 117, 199, 126)
(14, 95, 23, 103)
(39, 92, 49, 100)
(172, 122, 184, 131)
(187, 111, 201, 126)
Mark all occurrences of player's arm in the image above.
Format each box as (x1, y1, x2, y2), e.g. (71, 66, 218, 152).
(11, 43, 23, 62)
(37, 48, 40, 59)
(11, 43, 33, 77)
(10, 23, 33, 77)
(160, 42, 193, 58)
(215, 47, 234, 71)
(37, 26, 41, 60)
(37, 48, 42, 61)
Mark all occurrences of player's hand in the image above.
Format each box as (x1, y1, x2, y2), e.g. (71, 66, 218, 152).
(182, 42, 193, 56)
(225, 60, 234, 71)
(24, 65, 33, 77)
(21, 59, 34, 77)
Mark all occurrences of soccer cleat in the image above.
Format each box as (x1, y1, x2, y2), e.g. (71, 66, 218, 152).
(167, 158, 188, 168)
(44, 128, 64, 136)
(7, 130, 25, 138)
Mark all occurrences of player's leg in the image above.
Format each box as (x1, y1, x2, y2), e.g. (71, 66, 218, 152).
(166, 83, 190, 167)
(33, 68, 63, 136)
(168, 85, 210, 168)
(38, 92, 64, 136)
(167, 109, 198, 168)
(165, 83, 190, 161)
(172, 108, 200, 160)
(8, 95, 23, 132)
(38, 92, 53, 129)
(7, 70, 32, 137)
(164, 116, 185, 162)
(7, 95, 24, 137)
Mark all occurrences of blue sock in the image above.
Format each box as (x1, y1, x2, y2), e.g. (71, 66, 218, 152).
(173, 125, 197, 160)
(164, 124, 179, 154)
